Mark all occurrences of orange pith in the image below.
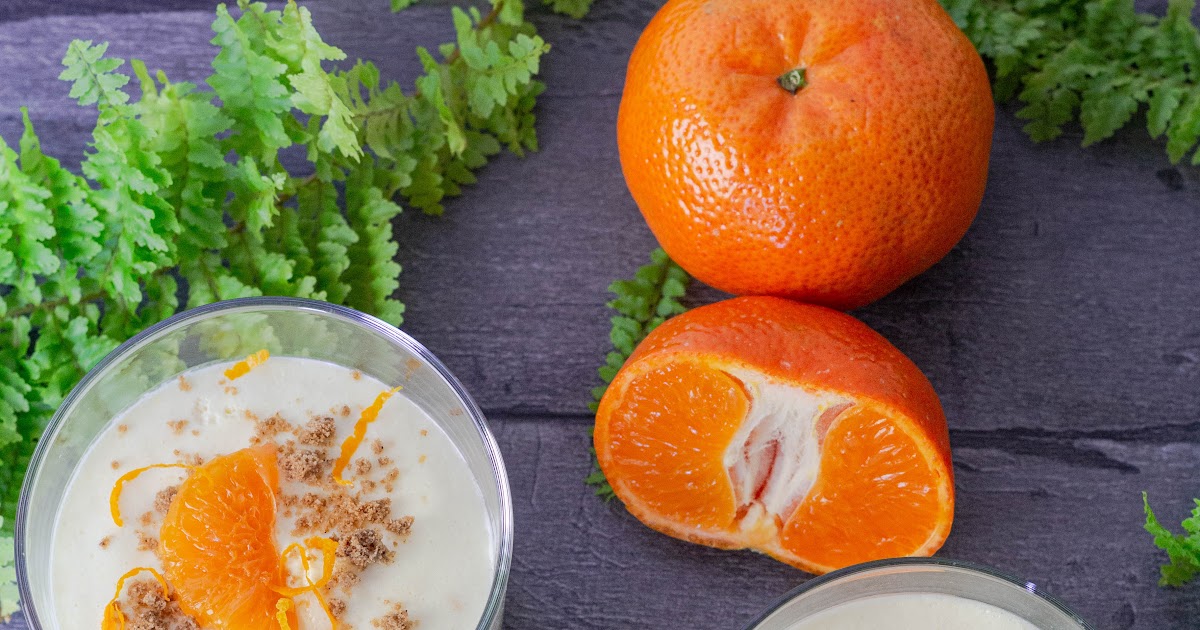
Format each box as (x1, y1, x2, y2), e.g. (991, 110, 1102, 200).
(594, 297, 954, 574)
(158, 445, 295, 628)
(616, 0, 994, 309)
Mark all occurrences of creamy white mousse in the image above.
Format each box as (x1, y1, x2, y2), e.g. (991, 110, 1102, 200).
(785, 593, 1040, 630)
(50, 356, 493, 629)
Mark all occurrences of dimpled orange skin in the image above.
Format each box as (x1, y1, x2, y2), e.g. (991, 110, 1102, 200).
(617, 0, 994, 310)
(594, 296, 954, 573)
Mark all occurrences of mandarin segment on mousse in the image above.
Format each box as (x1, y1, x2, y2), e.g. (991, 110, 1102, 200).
(53, 354, 492, 629)
(593, 296, 954, 574)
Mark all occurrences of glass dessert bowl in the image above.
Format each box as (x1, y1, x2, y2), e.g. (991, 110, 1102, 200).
(745, 557, 1093, 630)
(16, 298, 512, 630)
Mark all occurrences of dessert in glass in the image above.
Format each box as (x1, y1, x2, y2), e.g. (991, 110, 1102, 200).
(16, 298, 512, 630)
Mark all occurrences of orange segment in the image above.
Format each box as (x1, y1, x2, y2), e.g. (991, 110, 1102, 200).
(159, 445, 295, 629)
(594, 296, 954, 574)
(601, 360, 747, 533)
(782, 406, 953, 569)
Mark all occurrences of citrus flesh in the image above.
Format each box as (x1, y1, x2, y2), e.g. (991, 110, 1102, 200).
(594, 297, 953, 573)
(158, 445, 293, 628)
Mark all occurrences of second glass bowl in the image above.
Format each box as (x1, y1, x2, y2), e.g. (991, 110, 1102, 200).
(745, 557, 1093, 630)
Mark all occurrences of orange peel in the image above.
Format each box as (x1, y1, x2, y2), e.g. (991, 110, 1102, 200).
(101, 566, 170, 630)
(332, 387, 400, 486)
(225, 349, 270, 380)
(109, 463, 193, 526)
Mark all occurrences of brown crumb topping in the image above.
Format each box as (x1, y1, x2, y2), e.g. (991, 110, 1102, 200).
(336, 528, 394, 568)
(329, 565, 361, 590)
(371, 603, 413, 630)
(111, 460, 121, 470)
(139, 512, 154, 527)
(117, 424, 129, 435)
(377, 456, 393, 467)
(284, 488, 393, 537)
(125, 578, 200, 630)
(155, 485, 179, 515)
(354, 458, 372, 476)
(385, 516, 414, 538)
(351, 370, 362, 381)
(253, 413, 293, 443)
(167, 420, 188, 435)
(172, 451, 203, 467)
(177, 376, 192, 392)
(99, 536, 113, 549)
(136, 531, 158, 552)
(298, 416, 337, 446)
(279, 447, 329, 483)
(328, 598, 347, 619)
(340, 405, 352, 417)
(419, 429, 428, 437)
(370, 439, 385, 455)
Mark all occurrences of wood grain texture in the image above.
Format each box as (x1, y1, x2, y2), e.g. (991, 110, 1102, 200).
(1, 0, 1199, 628)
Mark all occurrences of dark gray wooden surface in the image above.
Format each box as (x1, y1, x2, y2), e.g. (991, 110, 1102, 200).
(1, 0, 1199, 628)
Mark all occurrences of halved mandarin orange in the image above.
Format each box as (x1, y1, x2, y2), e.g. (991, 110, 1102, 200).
(159, 445, 294, 628)
(594, 296, 953, 574)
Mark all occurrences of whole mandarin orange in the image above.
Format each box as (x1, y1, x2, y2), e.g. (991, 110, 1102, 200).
(617, 0, 994, 309)
(594, 296, 953, 573)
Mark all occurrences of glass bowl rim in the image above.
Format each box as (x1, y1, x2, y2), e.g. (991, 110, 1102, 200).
(14, 296, 514, 630)
(742, 556, 1095, 630)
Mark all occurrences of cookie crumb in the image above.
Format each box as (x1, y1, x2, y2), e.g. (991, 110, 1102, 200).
(329, 598, 347, 618)
(359, 499, 390, 523)
(254, 413, 293, 442)
(139, 511, 154, 527)
(354, 458, 372, 476)
(299, 416, 337, 446)
(177, 376, 192, 392)
(125, 578, 200, 629)
(371, 603, 413, 630)
(99, 536, 113, 549)
(370, 440, 385, 455)
(377, 456, 393, 467)
(155, 485, 179, 515)
(337, 528, 394, 567)
(167, 420, 188, 435)
(117, 424, 129, 435)
(352, 370, 362, 381)
(419, 429, 428, 437)
(279, 448, 330, 483)
(111, 460, 120, 470)
(418, 455, 427, 464)
(340, 405, 352, 417)
(386, 516, 414, 538)
(136, 531, 158, 552)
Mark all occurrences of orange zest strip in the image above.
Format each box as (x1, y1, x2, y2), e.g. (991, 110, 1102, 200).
(101, 567, 170, 630)
(225, 349, 270, 381)
(273, 543, 313, 598)
(311, 585, 337, 629)
(275, 597, 294, 630)
(305, 536, 338, 589)
(110, 463, 194, 526)
(331, 387, 401, 486)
